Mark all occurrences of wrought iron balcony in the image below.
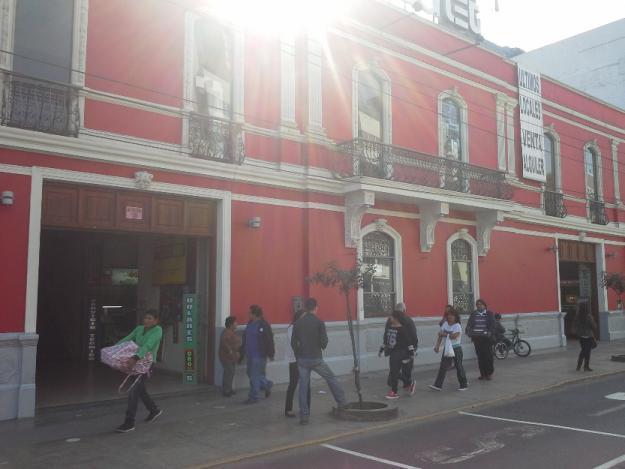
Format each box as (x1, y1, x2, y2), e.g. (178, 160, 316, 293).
(544, 190, 567, 218)
(335, 139, 513, 200)
(589, 199, 609, 225)
(0, 70, 79, 137)
(188, 114, 244, 164)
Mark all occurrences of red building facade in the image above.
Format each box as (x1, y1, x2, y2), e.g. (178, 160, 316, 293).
(1, 0, 624, 419)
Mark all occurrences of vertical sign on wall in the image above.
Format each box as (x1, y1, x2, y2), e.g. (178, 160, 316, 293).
(517, 65, 546, 182)
(87, 299, 97, 361)
(183, 294, 198, 384)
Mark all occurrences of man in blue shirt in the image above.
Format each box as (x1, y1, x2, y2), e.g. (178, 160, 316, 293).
(240, 305, 275, 404)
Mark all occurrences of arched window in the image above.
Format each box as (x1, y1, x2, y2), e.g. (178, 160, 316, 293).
(438, 89, 468, 163)
(357, 71, 384, 142)
(442, 98, 462, 160)
(362, 231, 396, 318)
(447, 234, 479, 314)
(544, 133, 556, 191)
(584, 146, 600, 201)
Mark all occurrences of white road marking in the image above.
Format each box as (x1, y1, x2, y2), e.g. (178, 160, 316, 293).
(605, 392, 625, 401)
(590, 403, 625, 417)
(458, 411, 625, 439)
(593, 453, 625, 469)
(321, 443, 421, 469)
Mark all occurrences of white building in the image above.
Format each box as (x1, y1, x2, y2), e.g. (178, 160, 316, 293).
(515, 19, 625, 110)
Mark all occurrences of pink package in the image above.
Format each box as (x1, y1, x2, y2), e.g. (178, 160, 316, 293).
(100, 341, 153, 375)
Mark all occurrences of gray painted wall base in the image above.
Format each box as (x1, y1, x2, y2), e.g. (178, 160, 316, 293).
(0, 333, 38, 421)
(600, 310, 625, 341)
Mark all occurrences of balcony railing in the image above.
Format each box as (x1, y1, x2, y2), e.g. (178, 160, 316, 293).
(0, 70, 79, 137)
(188, 114, 244, 164)
(544, 190, 567, 218)
(335, 139, 513, 200)
(589, 199, 609, 225)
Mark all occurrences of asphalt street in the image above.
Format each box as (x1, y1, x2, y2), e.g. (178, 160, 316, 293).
(227, 373, 625, 469)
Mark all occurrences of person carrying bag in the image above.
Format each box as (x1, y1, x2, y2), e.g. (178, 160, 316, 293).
(429, 307, 468, 391)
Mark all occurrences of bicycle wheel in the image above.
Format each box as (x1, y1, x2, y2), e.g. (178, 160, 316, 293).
(513, 340, 531, 357)
(493, 341, 508, 359)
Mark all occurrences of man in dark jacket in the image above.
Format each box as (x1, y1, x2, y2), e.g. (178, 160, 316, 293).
(465, 298, 496, 380)
(291, 297, 346, 425)
(393, 303, 418, 394)
(240, 305, 275, 404)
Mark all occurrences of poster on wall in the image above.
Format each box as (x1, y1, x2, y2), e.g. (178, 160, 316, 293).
(153, 242, 187, 285)
(517, 65, 546, 182)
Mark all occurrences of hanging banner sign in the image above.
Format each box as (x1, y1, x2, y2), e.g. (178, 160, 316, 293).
(182, 294, 198, 384)
(518, 66, 546, 182)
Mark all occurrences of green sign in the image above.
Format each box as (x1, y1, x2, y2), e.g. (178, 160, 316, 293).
(183, 294, 198, 384)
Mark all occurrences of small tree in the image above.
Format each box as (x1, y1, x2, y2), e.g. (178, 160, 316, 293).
(602, 272, 625, 309)
(308, 261, 376, 408)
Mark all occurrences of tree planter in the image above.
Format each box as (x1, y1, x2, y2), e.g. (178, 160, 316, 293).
(333, 401, 398, 422)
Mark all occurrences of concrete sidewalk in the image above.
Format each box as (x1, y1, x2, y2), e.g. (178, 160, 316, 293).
(1, 341, 624, 469)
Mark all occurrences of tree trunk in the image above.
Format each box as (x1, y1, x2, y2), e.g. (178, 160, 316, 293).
(344, 292, 363, 408)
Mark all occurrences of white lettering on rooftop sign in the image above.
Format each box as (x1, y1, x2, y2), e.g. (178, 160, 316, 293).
(439, 0, 481, 35)
(518, 66, 546, 182)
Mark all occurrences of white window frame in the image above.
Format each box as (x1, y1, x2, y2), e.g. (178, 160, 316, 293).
(543, 125, 562, 192)
(0, 0, 89, 125)
(583, 140, 604, 201)
(352, 63, 392, 144)
(357, 221, 403, 320)
(446, 230, 480, 309)
(438, 88, 469, 163)
(183, 10, 245, 146)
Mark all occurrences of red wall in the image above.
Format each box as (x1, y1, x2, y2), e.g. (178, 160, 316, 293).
(0, 172, 30, 332)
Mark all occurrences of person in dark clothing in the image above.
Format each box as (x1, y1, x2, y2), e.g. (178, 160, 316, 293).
(465, 298, 496, 381)
(284, 310, 311, 417)
(393, 303, 418, 393)
(291, 297, 347, 425)
(115, 310, 163, 433)
(573, 298, 597, 371)
(380, 309, 414, 399)
(219, 316, 241, 397)
(240, 305, 275, 404)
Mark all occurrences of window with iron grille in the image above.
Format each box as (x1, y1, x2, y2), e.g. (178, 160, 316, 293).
(362, 231, 395, 318)
(451, 239, 474, 314)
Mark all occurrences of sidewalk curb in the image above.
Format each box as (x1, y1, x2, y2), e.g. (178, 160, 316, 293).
(190, 368, 625, 468)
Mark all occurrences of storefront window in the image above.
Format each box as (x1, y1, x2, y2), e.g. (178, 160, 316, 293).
(362, 231, 395, 317)
(451, 239, 473, 313)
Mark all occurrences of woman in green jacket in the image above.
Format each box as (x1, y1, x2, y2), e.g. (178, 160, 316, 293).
(115, 310, 163, 433)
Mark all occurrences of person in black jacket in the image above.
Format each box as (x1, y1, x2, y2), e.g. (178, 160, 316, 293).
(291, 298, 346, 425)
(391, 303, 418, 394)
(240, 305, 275, 404)
(465, 299, 496, 381)
(380, 308, 415, 399)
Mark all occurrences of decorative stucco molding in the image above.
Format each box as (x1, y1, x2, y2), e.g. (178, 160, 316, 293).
(419, 201, 449, 252)
(344, 190, 375, 248)
(476, 210, 503, 256)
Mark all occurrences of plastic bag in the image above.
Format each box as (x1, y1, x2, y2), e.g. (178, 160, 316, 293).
(443, 337, 455, 358)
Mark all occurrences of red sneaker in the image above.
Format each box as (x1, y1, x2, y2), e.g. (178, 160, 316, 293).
(385, 391, 400, 399)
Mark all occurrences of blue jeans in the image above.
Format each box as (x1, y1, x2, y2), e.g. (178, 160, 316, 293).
(297, 358, 346, 418)
(246, 357, 272, 401)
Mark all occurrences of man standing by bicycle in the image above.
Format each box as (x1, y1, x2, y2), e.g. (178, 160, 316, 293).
(466, 299, 496, 381)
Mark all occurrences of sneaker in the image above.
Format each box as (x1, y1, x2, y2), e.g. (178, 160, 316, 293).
(458, 386, 468, 391)
(144, 409, 163, 423)
(409, 382, 416, 395)
(428, 385, 442, 391)
(115, 422, 135, 433)
(385, 391, 400, 399)
(264, 382, 273, 398)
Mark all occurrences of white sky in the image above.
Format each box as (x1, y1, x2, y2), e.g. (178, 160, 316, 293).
(478, 0, 625, 52)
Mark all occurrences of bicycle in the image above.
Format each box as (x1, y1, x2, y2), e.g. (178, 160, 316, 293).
(493, 328, 531, 359)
